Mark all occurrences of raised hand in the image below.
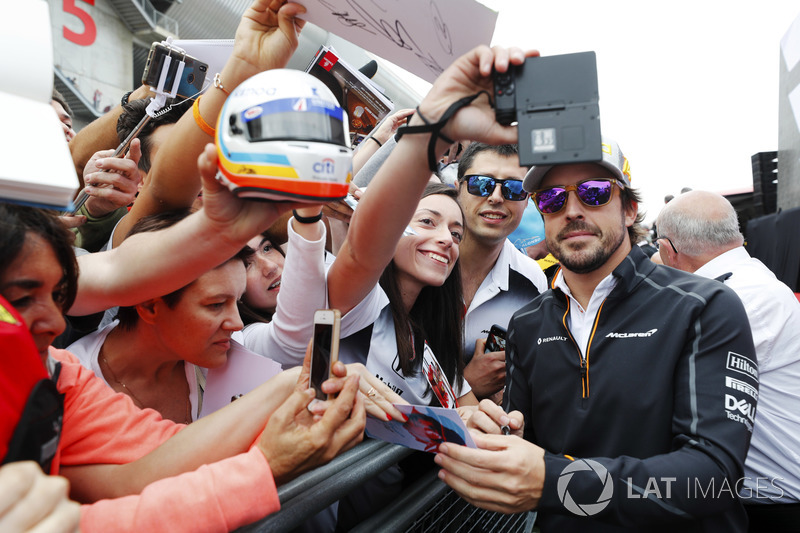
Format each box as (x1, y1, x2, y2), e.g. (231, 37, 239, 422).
(229, 0, 307, 77)
(415, 46, 539, 148)
(82, 139, 143, 217)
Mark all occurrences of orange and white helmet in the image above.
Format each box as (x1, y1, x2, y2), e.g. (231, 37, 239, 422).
(216, 69, 352, 202)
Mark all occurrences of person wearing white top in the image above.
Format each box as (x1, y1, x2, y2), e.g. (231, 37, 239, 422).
(335, 183, 475, 408)
(67, 227, 250, 424)
(235, 209, 328, 369)
(323, 47, 542, 527)
(454, 143, 547, 401)
(657, 190, 800, 529)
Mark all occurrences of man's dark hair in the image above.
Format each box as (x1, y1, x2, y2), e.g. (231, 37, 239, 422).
(116, 99, 191, 174)
(621, 186, 647, 245)
(456, 143, 519, 182)
(51, 88, 73, 119)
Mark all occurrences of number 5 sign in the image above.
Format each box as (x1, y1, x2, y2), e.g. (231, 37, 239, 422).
(63, 0, 96, 46)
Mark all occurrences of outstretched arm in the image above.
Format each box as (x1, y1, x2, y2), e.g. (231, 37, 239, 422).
(112, 0, 307, 247)
(327, 45, 535, 315)
(60, 342, 362, 501)
(71, 144, 307, 316)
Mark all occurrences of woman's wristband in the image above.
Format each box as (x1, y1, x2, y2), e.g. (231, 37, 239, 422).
(292, 210, 322, 224)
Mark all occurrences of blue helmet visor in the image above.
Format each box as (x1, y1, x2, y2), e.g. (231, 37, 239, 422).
(240, 97, 347, 146)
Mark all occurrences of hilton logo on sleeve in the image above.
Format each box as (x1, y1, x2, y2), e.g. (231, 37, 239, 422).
(726, 352, 758, 381)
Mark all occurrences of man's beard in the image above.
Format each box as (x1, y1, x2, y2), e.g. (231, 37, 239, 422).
(547, 219, 626, 274)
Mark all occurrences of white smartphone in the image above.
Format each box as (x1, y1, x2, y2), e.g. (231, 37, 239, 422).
(343, 193, 359, 211)
(310, 309, 341, 400)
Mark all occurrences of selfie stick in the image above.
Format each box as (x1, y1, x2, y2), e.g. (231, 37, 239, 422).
(65, 41, 187, 216)
(65, 113, 153, 215)
(145, 38, 185, 118)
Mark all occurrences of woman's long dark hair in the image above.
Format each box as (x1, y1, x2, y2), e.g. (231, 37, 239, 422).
(238, 230, 286, 326)
(379, 183, 465, 391)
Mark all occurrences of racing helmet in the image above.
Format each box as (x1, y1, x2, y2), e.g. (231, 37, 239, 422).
(216, 69, 352, 202)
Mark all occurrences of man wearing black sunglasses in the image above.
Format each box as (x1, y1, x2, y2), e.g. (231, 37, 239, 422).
(454, 143, 547, 401)
(437, 138, 757, 532)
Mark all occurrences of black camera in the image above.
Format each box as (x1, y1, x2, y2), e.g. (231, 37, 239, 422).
(493, 51, 602, 167)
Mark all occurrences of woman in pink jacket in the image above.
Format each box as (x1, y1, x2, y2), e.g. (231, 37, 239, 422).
(0, 197, 365, 532)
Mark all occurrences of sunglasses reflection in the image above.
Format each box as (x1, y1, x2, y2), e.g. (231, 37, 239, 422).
(465, 175, 527, 201)
(533, 178, 621, 215)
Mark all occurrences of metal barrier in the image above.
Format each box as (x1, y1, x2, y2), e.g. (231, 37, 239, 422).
(237, 439, 535, 533)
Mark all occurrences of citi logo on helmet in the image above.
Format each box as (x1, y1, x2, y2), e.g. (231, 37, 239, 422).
(313, 159, 336, 174)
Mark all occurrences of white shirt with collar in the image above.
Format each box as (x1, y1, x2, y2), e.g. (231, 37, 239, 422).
(694, 246, 800, 503)
(553, 269, 619, 356)
(463, 239, 547, 358)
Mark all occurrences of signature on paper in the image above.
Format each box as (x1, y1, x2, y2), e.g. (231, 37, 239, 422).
(317, 0, 452, 76)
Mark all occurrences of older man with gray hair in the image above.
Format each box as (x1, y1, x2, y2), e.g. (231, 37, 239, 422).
(657, 190, 800, 532)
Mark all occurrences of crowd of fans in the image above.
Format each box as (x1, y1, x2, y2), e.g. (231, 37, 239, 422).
(2, 0, 799, 532)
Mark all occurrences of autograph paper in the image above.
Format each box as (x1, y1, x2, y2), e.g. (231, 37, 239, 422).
(298, 0, 498, 83)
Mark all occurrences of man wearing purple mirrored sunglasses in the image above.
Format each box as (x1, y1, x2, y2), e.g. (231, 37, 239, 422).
(437, 137, 757, 533)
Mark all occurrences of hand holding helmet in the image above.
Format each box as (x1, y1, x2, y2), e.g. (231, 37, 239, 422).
(196, 143, 307, 244)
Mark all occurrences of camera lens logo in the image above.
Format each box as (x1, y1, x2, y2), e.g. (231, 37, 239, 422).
(557, 459, 613, 516)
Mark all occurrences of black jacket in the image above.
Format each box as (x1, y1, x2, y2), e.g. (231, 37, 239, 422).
(506, 246, 757, 532)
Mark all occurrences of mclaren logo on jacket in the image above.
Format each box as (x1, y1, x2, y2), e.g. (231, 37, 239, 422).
(604, 328, 657, 339)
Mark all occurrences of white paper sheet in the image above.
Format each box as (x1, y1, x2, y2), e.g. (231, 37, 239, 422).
(298, 0, 498, 83)
(199, 340, 283, 417)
